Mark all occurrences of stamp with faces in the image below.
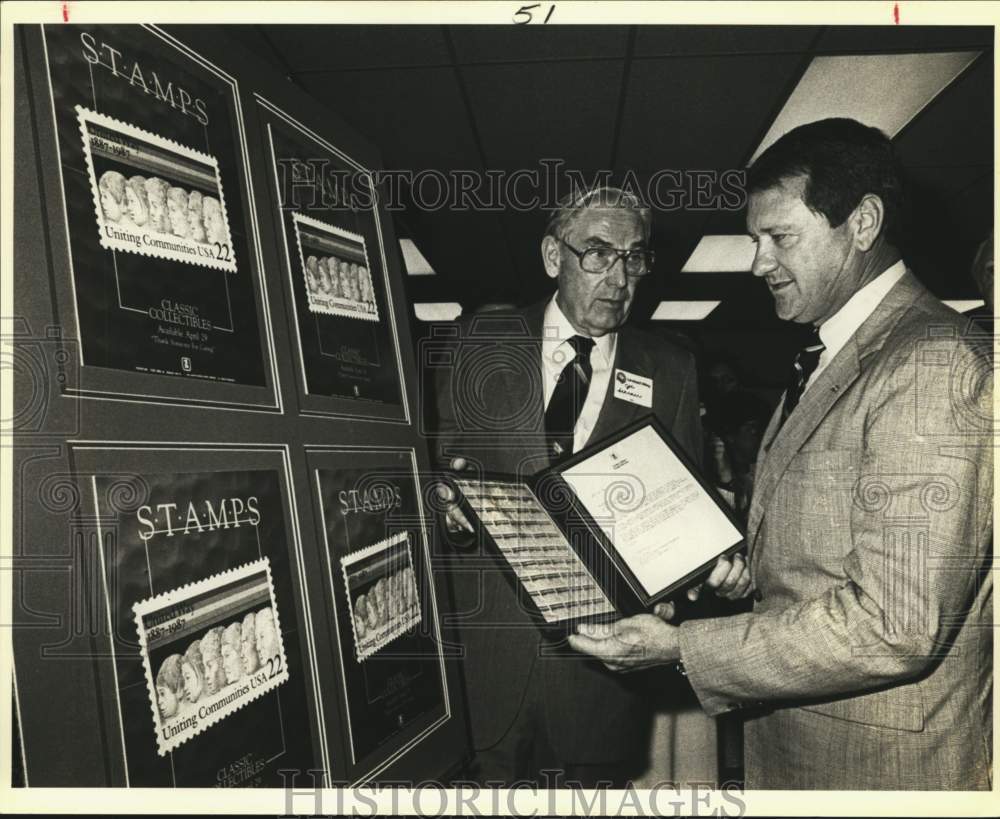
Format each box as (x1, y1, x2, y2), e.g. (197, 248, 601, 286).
(292, 212, 379, 322)
(133, 558, 289, 756)
(78, 106, 237, 272)
(341, 531, 421, 662)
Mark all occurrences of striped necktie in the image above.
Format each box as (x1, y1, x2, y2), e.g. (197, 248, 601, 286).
(780, 329, 825, 426)
(544, 335, 595, 461)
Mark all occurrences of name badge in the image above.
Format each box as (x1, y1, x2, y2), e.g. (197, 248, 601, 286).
(613, 369, 653, 408)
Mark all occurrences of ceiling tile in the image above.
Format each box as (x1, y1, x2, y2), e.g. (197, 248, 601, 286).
(815, 25, 993, 54)
(617, 54, 805, 174)
(449, 25, 629, 63)
(263, 25, 450, 71)
(462, 61, 624, 170)
(404, 208, 517, 297)
(209, 25, 289, 73)
(296, 67, 481, 171)
(896, 51, 993, 169)
(634, 25, 818, 57)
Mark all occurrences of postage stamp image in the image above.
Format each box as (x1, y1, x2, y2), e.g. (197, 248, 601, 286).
(292, 212, 379, 322)
(77, 105, 237, 272)
(341, 532, 421, 662)
(133, 558, 289, 756)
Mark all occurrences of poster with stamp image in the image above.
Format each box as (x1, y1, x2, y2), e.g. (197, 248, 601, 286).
(316, 452, 446, 767)
(341, 533, 421, 663)
(264, 112, 404, 408)
(95, 468, 316, 786)
(42, 25, 266, 385)
(134, 558, 289, 757)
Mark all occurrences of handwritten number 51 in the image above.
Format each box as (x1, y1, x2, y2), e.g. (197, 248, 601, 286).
(513, 4, 555, 24)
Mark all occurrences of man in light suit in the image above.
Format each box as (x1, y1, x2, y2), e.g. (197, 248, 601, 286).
(432, 186, 747, 787)
(570, 119, 993, 789)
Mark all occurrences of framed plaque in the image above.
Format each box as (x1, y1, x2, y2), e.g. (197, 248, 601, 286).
(257, 96, 408, 421)
(31, 24, 280, 409)
(308, 447, 449, 783)
(451, 416, 746, 630)
(67, 446, 325, 786)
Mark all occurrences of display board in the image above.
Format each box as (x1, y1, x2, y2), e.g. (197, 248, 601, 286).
(307, 447, 451, 782)
(257, 98, 409, 421)
(35, 23, 280, 409)
(11, 23, 469, 787)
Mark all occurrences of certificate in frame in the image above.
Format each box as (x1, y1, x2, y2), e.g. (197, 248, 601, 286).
(452, 415, 746, 630)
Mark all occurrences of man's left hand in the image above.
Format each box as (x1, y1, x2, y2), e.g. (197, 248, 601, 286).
(567, 614, 680, 672)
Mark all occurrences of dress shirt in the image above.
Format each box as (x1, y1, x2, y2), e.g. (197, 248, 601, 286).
(541, 295, 617, 453)
(804, 260, 907, 393)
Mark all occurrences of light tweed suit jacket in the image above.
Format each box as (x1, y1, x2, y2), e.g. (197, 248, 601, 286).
(678, 271, 993, 789)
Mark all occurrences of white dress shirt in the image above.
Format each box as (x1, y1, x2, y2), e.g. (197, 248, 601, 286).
(541, 295, 617, 452)
(804, 260, 907, 393)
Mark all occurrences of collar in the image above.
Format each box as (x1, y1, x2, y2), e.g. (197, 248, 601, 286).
(541, 293, 616, 366)
(816, 260, 907, 359)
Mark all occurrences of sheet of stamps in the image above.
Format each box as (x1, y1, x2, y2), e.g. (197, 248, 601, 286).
(78, 105, 237, 273)
(133, 557, 289, 756)
(341, 532, 421, 662)
(292, 212, 379, 322)
(455, 477, 615, 623)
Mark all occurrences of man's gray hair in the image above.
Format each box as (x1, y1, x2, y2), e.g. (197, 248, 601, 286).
(544, 186, 652, 241)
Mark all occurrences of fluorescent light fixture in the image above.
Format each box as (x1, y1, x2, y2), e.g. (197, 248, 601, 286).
(942, 299, 985, 313)
(682, 235, 757, 273)
(414, 302, 462, 321)
(752, 51, 980, 163)
(400, 238, 436, 275)
(651, 301, 721, 321)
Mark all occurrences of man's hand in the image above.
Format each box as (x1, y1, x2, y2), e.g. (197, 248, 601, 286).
(651, 552, 754, 621)
(434, 457, 474, 536)
(567, 614, 680, 672)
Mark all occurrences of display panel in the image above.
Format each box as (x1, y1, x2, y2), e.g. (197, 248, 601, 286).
(312, 448, 447, 777)
(90, 465, 317, 787)
(259, 97, 407, 419)
(40, 25, 274, 398)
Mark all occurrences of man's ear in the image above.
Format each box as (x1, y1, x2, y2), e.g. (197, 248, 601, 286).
(541, 234, 561, 280)
(850, 193, 885, 252)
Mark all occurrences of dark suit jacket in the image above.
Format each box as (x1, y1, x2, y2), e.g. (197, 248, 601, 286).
(678, 272, 993, 788)
(433, 298, 701, 762)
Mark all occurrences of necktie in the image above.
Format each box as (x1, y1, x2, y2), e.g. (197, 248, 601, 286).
(544, 335, 595, 460)
(780, 329, 825, 426)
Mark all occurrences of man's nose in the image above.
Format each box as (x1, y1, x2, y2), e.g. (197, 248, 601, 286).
(750, 242, 776, 278)
(605, 256, 628, 288)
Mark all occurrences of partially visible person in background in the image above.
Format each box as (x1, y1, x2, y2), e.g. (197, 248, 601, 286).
(969, 230, 993, 332)
(707, 391, 771, 522)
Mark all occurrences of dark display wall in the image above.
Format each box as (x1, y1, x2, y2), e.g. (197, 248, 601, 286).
(12, 23, 469, 786)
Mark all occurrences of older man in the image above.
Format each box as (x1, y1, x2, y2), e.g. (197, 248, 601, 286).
(433, 186, 746, 787)
(571, 119, 993, 790)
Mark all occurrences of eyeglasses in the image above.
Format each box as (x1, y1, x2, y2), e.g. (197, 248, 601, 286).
(558, 239, 655, 277)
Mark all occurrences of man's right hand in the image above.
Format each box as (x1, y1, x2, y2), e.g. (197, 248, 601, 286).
(435, 457, 475, 536)
(652, 552, 753, 621)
